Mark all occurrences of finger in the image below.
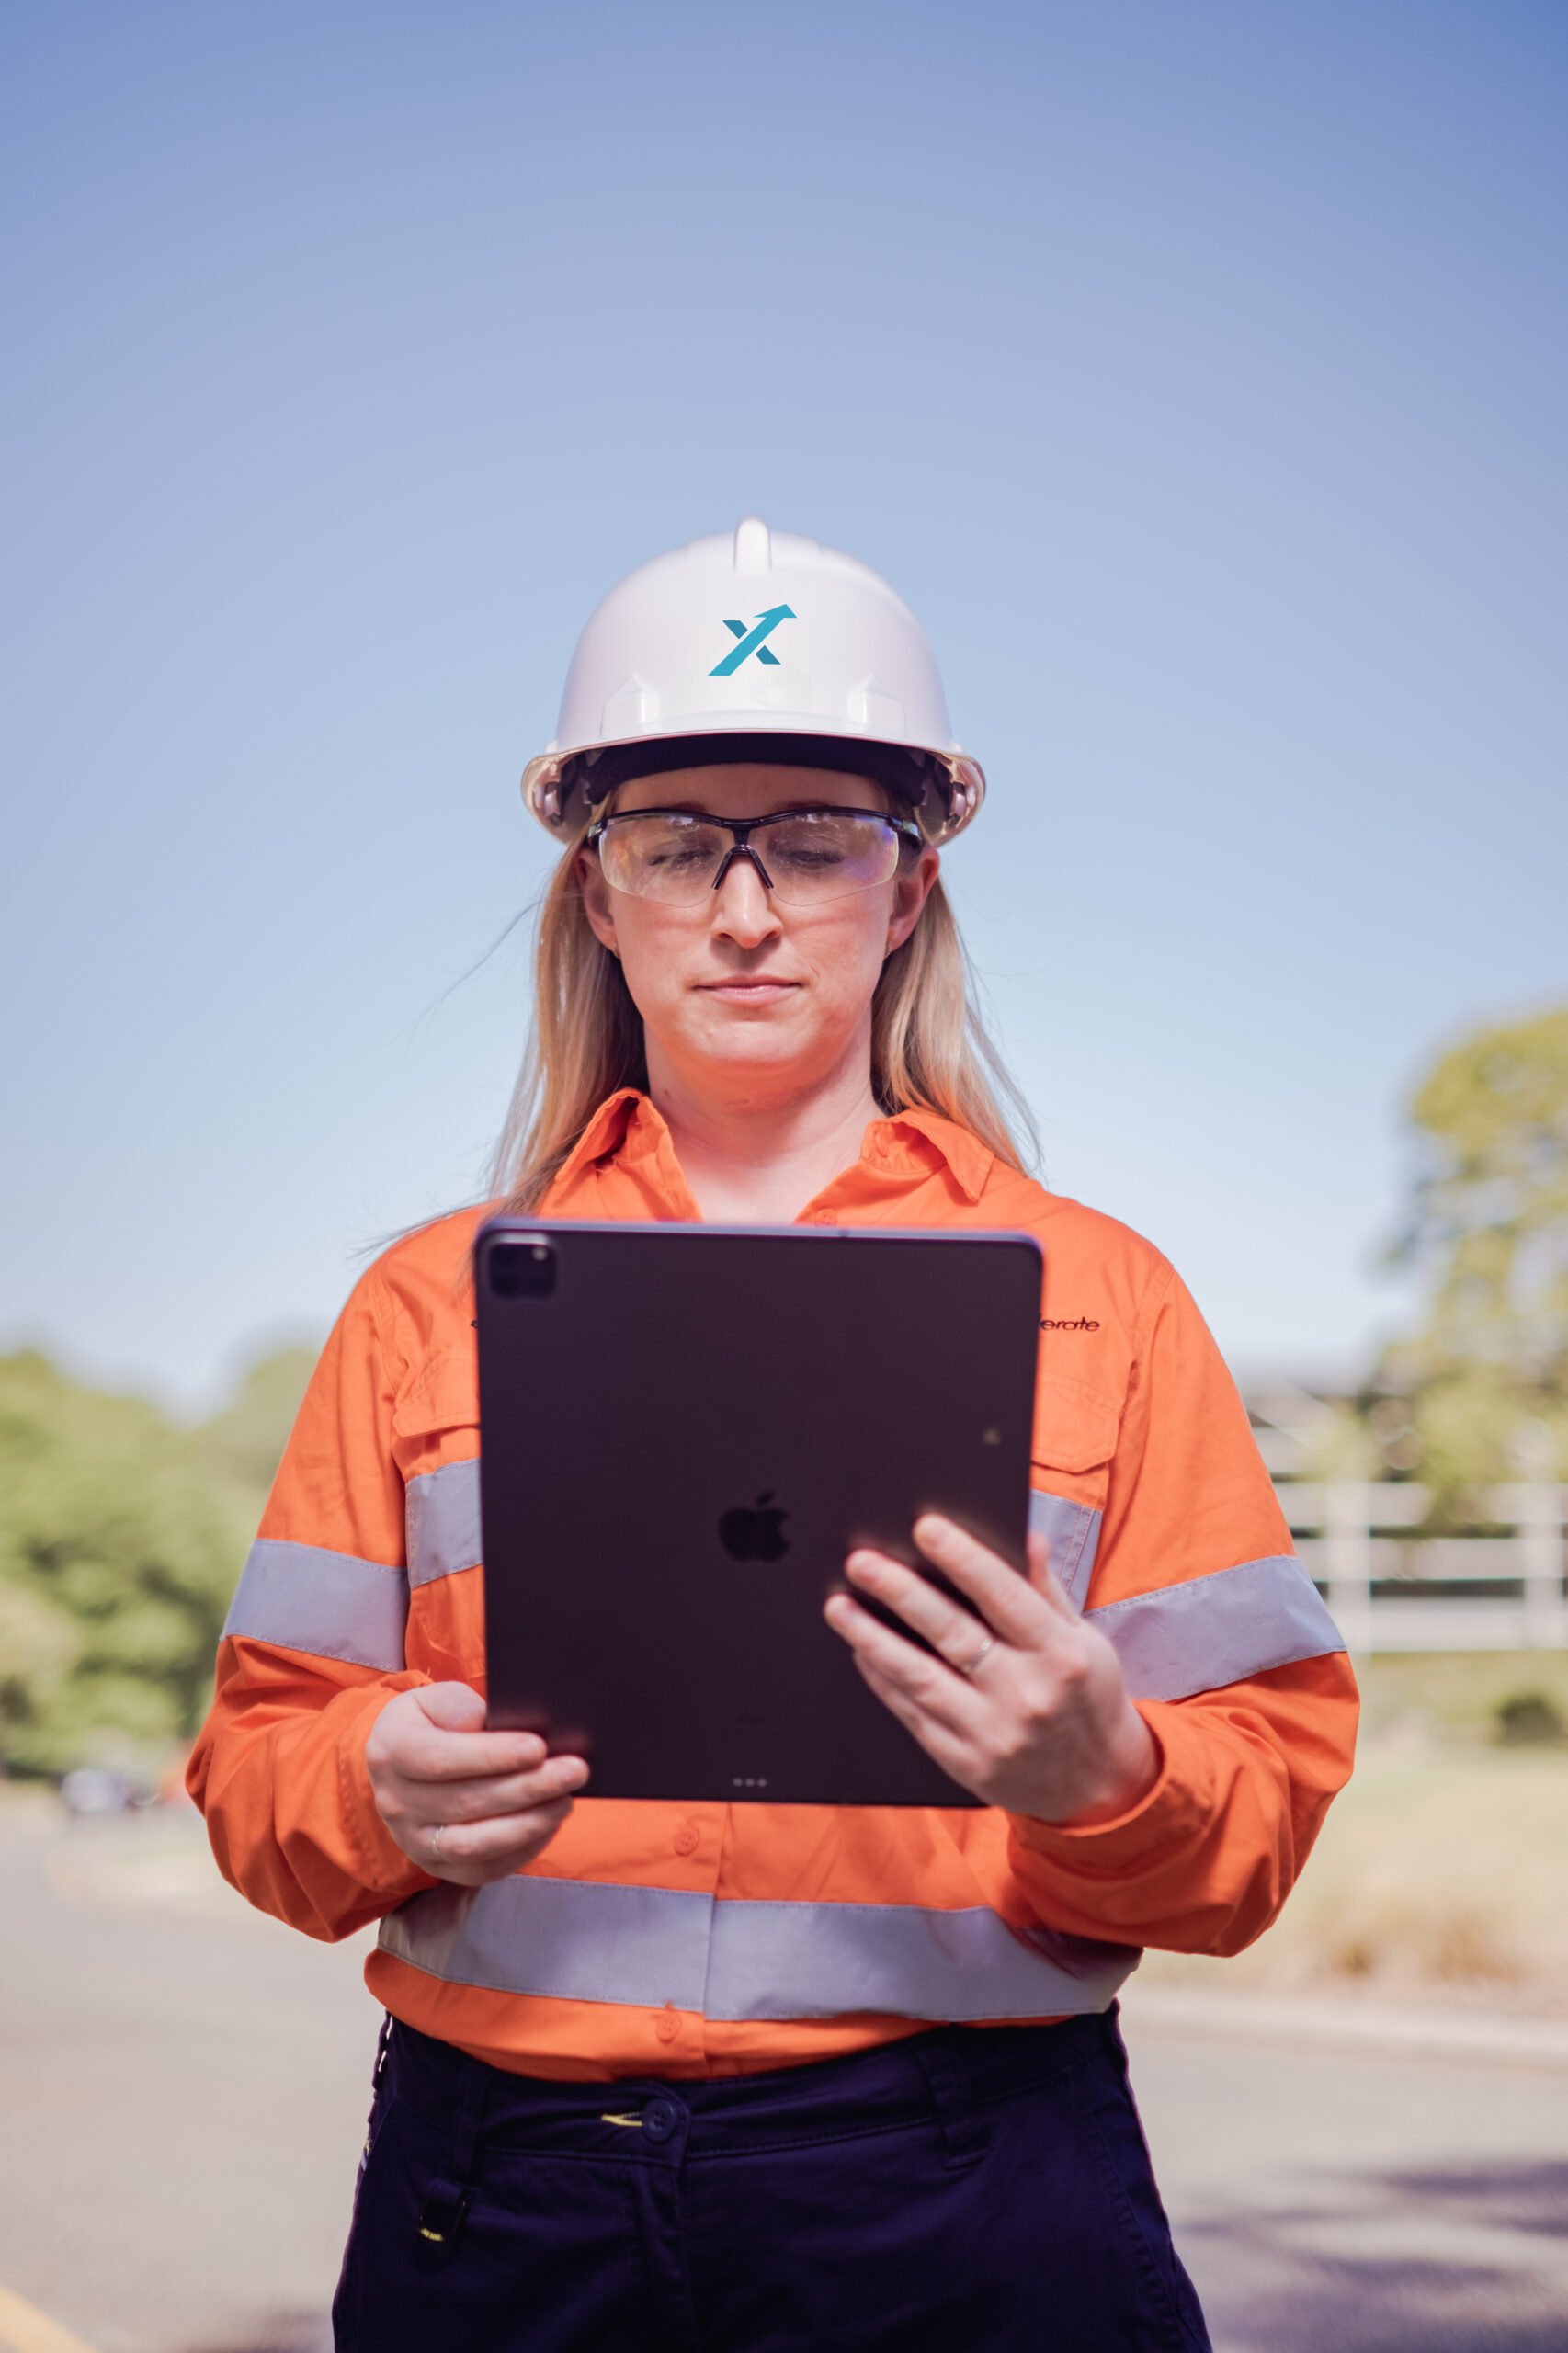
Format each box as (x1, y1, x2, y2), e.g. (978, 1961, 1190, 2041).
(427, 1794, 577, 1870)
(851, 1656, 984, 1797)
(399, 1724, 556, 1784)
(911, 1515, 1049, 1646)
(823, 1592, 979, 1734)
(405, 1756, 590, 1827)
(844, 1548, 1003, 1668)
(1027, 1529, 1080, 1620)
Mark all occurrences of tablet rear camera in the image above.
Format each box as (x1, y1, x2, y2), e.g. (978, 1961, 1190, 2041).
(489, 1240, 557, 1300)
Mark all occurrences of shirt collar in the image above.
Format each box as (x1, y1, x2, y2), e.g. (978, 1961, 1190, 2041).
(551, 1089, 994, 1208)
(860, 1106, 994, 1203)
(549, 1087, 651, 1196)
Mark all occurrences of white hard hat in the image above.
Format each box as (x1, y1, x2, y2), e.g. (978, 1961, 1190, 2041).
(522, 518, 984, 843)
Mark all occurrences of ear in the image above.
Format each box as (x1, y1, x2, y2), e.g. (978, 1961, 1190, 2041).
(885, 847, 940, 956)
(576, 844, 621, 956)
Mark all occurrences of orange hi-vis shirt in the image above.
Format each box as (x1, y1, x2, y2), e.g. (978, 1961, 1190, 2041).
(188, 1091, 1358, 2082)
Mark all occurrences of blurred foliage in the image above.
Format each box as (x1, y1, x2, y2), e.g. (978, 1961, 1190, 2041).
(197, 1344, 320, 1497)
(1494, 1690, 1567, 1747)
(1379, 1007, 1568, 1506)
(0, 1343, 315, 1777)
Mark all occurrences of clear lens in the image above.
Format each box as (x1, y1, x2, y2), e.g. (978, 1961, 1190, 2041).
(597, 810, 903, 906)
(597, 813, 727, 901)
(760, 813, 902, 900)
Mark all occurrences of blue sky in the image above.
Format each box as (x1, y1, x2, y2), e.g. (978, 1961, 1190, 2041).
(3, 0, 1564, 1409)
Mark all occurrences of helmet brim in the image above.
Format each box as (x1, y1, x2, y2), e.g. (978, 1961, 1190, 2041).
(523, 728, 983, 844)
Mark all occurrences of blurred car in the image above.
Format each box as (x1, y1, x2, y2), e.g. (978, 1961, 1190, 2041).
(58, 1766, 151, 1816)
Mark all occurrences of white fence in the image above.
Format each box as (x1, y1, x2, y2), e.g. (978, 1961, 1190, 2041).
(1278, 1482, 1568, 1654)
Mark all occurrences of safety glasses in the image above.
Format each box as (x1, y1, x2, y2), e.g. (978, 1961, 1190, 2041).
(586, 807, 923, 909)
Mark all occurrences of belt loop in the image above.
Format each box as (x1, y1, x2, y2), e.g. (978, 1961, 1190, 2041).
(910, 2029, 987, 2172)
(415, 2045, 493, 2256)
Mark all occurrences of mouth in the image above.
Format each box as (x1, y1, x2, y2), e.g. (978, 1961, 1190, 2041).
(695, 979, 801, 1005)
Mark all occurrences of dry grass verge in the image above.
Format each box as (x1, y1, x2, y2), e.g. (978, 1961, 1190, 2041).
(1142, 1655, 1568, 2010)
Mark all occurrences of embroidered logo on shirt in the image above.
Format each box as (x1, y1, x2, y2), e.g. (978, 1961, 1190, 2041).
(1040, 1315, 1101, 1331)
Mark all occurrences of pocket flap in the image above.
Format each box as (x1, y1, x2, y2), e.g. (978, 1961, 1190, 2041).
(392, 1347, 480, 1439)
(1031, 1370, 1119, 1473)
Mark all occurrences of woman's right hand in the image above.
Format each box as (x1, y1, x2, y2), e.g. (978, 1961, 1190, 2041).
(365, 1681, 589, 1887)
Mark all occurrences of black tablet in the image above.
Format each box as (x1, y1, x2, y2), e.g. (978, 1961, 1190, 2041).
(475, 1219, 1042, 1806)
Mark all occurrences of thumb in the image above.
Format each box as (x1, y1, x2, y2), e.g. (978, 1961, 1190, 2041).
(1028, 1529, 1080, 1620)
(414, 1679, 490, 1732)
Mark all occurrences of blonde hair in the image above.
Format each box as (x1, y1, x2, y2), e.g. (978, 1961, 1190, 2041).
(492, 805, 1037, 1212)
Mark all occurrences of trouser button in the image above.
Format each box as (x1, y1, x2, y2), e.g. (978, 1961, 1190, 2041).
(642, 2097, 679, 2143)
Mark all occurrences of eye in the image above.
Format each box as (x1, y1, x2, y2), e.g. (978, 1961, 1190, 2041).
(773, 841, 847, 871)
(632, 820, 722, 870)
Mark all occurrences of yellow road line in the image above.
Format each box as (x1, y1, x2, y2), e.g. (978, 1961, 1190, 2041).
(0, 2284, 99, 2353)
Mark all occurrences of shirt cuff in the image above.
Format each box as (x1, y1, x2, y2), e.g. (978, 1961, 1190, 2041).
(337, 1680, 441, 1898)
(1006, 1702, 1211, 1871)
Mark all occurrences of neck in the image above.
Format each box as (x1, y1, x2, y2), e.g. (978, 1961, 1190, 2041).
(646, 1042, 881, 1223)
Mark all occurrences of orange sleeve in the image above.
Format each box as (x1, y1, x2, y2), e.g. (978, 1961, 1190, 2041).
(186, 1267, 437, 1941)
(1009, 1262, 1358, 1954)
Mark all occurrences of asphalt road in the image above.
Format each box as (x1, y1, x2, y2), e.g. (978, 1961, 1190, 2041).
(1, 1802, 1564, 2353)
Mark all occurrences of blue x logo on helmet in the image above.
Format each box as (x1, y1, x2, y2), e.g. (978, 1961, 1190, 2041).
(521, 518, 985, 844)
(710, 606, 796, 676)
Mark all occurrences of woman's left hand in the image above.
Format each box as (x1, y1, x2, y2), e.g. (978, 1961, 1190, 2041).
(823, 1514, 1159, 1826)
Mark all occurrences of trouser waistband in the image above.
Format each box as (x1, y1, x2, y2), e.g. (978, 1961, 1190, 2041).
(380, 2010, 1122, 2173)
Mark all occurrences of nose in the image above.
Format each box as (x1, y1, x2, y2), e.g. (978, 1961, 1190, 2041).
(710, 851, 782, 949)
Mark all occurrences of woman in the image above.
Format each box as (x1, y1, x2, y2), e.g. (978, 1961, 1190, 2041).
(189, 520, 1357, 2352)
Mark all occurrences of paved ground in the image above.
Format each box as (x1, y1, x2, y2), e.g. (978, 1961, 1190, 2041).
(1, 1801, 1564, 2353)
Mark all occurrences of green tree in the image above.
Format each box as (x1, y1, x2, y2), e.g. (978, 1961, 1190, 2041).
(195, 1342, 319, 1498)
(1383, 1008, 1568, 1503)
(0, 1342, 317, 1777)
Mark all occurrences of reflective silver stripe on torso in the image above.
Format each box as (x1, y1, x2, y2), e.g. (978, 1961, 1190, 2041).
(376, 1875, 1140, 2022)
(222, 1540, 408, 1672)
(1028, 1489, 1101, 1607)
(1086, 1553, 1345, 1701)
(406, 1457, 482, 1587)
(404, 1461, 1096, 1598)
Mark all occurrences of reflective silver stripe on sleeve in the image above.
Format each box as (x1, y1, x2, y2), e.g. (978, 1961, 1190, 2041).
(1029, 1488, 1102, 1608)
(221, 1539, 408, 1671)
(1086, 1553, 1344, 1702)
(377, 1876, 1139, 2022)
(406, 1457, 482, 1588)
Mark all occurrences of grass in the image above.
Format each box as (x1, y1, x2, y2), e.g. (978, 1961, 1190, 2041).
(1141, 1654, 1568, 2008)
(1352, 1650, 1568, 1745)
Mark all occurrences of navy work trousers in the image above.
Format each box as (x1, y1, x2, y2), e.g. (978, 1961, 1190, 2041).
(334, 2008, 1210, 2352)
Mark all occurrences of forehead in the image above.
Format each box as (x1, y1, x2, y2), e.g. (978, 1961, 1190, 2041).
(610, 763, 887, 818)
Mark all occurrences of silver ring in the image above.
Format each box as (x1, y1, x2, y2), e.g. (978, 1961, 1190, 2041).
(959, 1632, 996, 1678)
(429, 1824, 446, 1864)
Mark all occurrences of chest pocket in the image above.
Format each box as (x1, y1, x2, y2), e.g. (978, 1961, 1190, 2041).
(393, 1348, 482, 1591)
(1030, 1370, 1119, 1608)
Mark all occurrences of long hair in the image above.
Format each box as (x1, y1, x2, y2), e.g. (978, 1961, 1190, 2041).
(490, 806, 1038, 1213)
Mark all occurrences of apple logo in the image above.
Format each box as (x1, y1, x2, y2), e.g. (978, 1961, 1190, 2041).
(718, 1492, 790, 1563)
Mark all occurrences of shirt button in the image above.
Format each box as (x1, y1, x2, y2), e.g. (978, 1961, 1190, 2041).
(654, 2008, 680, 2045)
(673, 1824, 699, 1856)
